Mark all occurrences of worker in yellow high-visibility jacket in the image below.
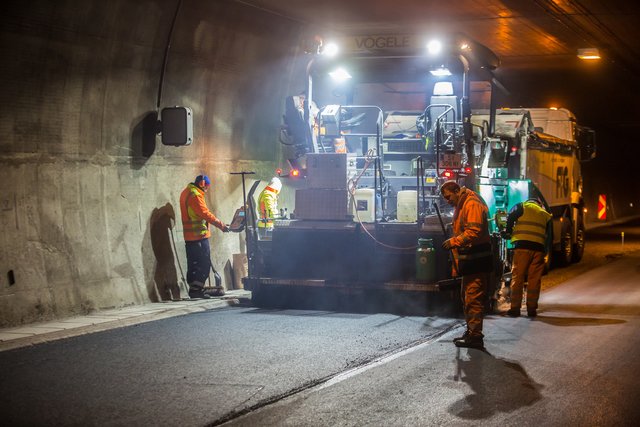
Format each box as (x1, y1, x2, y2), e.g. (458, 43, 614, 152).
(257, 177, 282, 239)
(503, 198, 552, 318)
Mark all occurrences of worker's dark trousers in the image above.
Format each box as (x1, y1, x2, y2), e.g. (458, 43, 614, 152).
(185, 238, 211, 287)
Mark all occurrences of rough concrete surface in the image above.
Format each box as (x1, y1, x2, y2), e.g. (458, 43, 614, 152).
(0, 0, 305, 326)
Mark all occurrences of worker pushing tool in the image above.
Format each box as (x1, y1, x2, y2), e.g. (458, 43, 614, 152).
(179, 174, 229, 299)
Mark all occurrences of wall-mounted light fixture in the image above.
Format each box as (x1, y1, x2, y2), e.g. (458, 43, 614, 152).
(577, 48, 600, 60)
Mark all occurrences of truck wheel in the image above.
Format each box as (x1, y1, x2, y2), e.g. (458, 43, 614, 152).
(555, 221, 573, 267)
(571, 222, 585, 262)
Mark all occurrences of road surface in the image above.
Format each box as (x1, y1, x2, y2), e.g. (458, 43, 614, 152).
(0, 220, 638, 426)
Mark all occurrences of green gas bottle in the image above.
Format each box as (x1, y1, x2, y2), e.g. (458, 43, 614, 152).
(416, 238, 436, 282)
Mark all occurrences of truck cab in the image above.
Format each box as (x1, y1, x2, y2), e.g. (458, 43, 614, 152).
(472, 107, 596, 275)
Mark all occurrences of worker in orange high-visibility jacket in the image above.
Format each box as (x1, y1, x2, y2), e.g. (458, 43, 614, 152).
(441, 180, 493, 349)
(179, 175, 229, 299)
(257, 177, 282, 239)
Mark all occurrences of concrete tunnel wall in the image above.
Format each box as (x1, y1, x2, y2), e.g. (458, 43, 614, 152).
(0, 0, 307, 326)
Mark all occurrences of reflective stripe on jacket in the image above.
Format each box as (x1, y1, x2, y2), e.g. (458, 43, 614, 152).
(258, 186, 278, 229)
(179, 183, 224, 241)
(511, 201, 552, 246)
(451, 187, 491, 248)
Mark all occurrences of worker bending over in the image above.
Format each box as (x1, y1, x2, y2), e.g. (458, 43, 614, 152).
(502, 198, 552, 317)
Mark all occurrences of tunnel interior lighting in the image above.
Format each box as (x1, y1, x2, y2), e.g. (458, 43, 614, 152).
(577, 48, 600, 60)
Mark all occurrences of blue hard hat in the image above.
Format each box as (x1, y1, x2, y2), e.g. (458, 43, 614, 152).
(195, 175, 211, 187)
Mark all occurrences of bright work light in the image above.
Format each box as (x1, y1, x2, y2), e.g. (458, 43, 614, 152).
(322, 42, 339, 57)
(433, 81, 454, 95)
(430, 67, 451, 77)
(427, 39, 442, 55)
(329, 67, 352, 82)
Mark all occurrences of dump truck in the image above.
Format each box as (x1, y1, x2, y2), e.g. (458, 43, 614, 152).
(472, 107, 596, 283)
(241, 33, 505, 313)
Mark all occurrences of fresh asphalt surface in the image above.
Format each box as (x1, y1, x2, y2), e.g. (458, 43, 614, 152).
(1, 219, 639, 426)
(228, 251, 640, 426)
(0, 305, 461, 426)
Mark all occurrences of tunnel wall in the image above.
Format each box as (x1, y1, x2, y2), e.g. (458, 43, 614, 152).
(0, 0, 306, 326)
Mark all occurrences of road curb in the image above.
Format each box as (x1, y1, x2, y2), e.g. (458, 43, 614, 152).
(0, 298, 243, 352)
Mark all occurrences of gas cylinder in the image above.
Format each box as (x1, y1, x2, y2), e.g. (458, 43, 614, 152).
(416, 238, 436, 282)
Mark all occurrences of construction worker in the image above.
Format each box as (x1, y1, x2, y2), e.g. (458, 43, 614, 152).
(257, 177, 282, 239)
(441, 180, 493, 349)
(294, 90, 319, 122)
(179, 175, 229, 299)
(502, 198, 552, 317)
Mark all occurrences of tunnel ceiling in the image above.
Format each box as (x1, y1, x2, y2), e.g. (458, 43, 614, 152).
(237, 0, 640, 181)
(243, 0, 640, 74)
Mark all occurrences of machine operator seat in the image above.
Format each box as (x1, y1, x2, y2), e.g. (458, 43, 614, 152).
(283, 95, 311, 150)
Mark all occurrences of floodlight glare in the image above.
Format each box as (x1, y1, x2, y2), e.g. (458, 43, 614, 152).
(323, 42, 339, 57)
(433, 81, 454, 96)
(429, 67, 451, 76)
(427, 39, 442, 55)
(329, 67, 352, 82)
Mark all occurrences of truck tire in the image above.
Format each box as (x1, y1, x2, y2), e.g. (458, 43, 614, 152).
(554, 220, 573, 267)
(571, 221, 585, 263)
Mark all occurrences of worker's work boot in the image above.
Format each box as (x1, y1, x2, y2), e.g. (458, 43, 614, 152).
(527, 308, 537, 317)
(506, 308, 521, 317)
(204, 286, 225, 297)
(452, 330, 470, 343)
(188, 282, 209, 299)
(188, 288, 209, 299)
(454, 334, 484, 349)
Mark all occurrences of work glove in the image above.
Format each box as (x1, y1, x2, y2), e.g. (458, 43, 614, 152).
(442, 238, 453, 250)
(222, 224, 230, 233)
(500, 230, 511, 240)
